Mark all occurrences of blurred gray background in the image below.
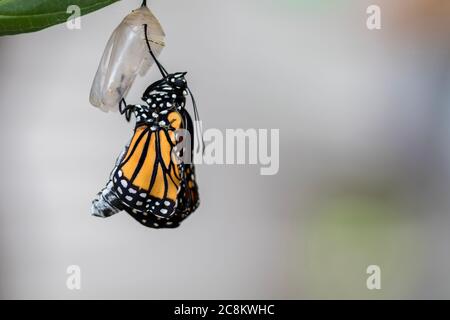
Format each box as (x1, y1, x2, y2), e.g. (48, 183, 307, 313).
(1, 0, 450, 299)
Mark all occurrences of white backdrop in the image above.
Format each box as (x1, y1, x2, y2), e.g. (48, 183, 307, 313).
(0, 0, 450, 299)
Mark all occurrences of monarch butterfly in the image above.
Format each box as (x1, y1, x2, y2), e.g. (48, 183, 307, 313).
(91, 24, 201, 229)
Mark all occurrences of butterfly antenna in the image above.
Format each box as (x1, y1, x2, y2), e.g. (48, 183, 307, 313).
(187, 86, 204, 154)
(143, 24, 168, 78)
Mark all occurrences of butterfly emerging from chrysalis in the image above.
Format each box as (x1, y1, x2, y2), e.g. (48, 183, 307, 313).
(91, 6, 201, 229)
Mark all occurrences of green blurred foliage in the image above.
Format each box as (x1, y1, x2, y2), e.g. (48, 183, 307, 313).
(0, 0, 119, 36)
(300, 195, 424, 299)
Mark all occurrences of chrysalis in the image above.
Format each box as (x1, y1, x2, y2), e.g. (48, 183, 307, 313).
(89, 4, 165, 112)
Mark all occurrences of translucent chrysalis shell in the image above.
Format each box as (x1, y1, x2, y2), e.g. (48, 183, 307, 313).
(89, 6, 165, 112)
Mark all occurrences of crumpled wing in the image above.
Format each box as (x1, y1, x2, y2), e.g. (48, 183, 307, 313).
(89, 6, 165, 112)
